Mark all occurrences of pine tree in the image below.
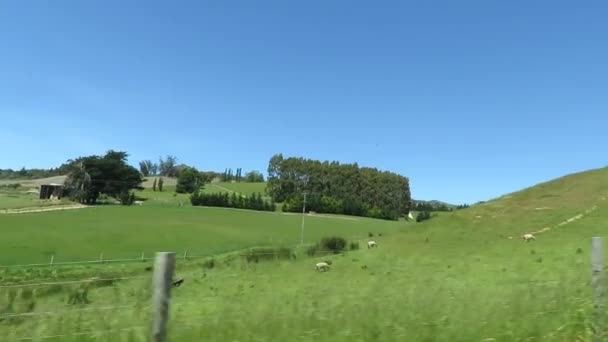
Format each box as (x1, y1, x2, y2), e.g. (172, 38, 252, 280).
(230, 192, 238, 207)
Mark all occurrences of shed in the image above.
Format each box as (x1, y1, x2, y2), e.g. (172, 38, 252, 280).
(39, 183, 64, 200)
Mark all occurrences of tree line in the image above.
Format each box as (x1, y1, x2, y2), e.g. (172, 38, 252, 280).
(190, 192, 275, 212)
(222, 168, 264, 183)
(266, 154, 411, 220)
(139, 155, 179, 177)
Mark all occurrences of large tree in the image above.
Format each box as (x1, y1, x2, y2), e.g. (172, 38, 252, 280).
(64, 150, 144, 204)
(139, 160, 157, 176)
(159, 155, 179, 177)
(176, 166, 204, 194)
(245, 170, 265, 182)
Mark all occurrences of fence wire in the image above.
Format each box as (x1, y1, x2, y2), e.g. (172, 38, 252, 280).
(0, 276, 147, 288)
(15, 326, 145, 341)
(0, 304, 148, 319)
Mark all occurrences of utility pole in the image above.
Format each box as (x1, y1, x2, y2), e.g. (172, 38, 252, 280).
(300, 192, 307, 245)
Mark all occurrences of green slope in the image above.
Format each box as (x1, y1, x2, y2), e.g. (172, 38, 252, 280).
(2, 167, 608, 341)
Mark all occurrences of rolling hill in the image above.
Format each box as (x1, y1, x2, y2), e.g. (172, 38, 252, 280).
(1, 166, 607, 341)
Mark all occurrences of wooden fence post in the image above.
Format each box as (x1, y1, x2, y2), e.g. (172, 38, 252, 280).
(592, 237, 605, 341)
(151, 252, 176, 342)
(183, 250, 188, 260)
(50, 255, 54, 265)
(99, 252, 104, 264)
(141, 252, 145, 262)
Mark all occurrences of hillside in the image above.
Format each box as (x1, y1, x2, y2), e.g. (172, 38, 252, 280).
(1, 167, 608, 341)
(446, 166, 608, 237)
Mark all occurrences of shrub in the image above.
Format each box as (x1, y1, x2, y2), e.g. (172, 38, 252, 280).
(368, 232, 373, 238)
(119, 191, 135, 205)
(416, 211, 432, 222)
(243, 247, 294, 263)
(67, 285, 90, 305)
(349, 241, 360, 250)
(306, 244, 319, 256)
(202, 258, 215, 269)
(320, 236, 347, 254)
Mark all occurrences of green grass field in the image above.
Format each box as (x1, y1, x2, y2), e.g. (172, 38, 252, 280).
(0, 187, 71, 210)
(0, 205, 401, 265)
(1, 167, 607, 341)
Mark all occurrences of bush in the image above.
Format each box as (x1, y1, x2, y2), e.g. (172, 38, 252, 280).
(416, 211, 432, 222)
(243, 247, 295, 263)
(119, 191, 135, 205)
(349, 241, 360, 250)
(202, 259, 215, 269)
(320, 236, 347, 254)
(67, 285, 90, 305)
(306, 244, 319, 256)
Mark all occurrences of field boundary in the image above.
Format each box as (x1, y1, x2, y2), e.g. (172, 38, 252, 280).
(1, 204, 90, 215)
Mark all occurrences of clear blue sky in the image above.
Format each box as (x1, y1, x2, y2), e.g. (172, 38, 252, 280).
(1, 1, 607, 204)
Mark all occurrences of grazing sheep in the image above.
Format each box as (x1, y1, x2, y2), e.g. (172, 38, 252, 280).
(367, 241, 378, 249)
(522, 234, 536, 242)
(316, 262, 330, 272)
(172, 278, 184, 287)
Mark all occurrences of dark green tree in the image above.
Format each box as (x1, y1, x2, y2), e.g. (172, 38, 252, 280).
(152, 178, 157, 192)
(176, 166, 203, 194)
(64, 150, 144, 204)
(245, 171, 264, 182)
(158, 177, 164, 192)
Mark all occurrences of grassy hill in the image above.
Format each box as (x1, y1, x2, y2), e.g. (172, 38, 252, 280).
(1, 167, 607, 340)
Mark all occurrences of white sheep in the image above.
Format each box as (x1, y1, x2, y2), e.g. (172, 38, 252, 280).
(522, 233, 536, 242)
(367, 240, 378, 249)
(315, 262, 330, 272)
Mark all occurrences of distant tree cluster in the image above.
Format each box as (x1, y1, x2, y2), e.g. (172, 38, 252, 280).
(64, 150, 144, 205)
(139, 155, 179, 177)
(245, 170, 264, 182)
(221, 168, 264, 183)
(412, 201, 452, 212)
(266, 154, 411, 221)
(455, 204, 470, 210)
(0, 168, 59, 179)
(190, 192, 276, 212)
(0, 161, 76, 180)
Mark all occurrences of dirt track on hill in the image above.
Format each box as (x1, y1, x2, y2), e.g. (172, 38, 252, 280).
(527, 194, 605, 236)
(0, 204, 91, 215)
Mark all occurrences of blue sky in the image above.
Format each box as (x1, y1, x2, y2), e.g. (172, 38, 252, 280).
(1, 1, 607, 204)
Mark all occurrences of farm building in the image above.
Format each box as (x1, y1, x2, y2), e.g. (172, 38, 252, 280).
(39, 183, 64, 200)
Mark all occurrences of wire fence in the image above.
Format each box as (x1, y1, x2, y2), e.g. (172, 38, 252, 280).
(0, 274, 152, 341)
(0, 236, 606, 341)
(0, 242, 369, 269)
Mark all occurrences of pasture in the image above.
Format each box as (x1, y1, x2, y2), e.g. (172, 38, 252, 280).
(0, 167, 607, 341)
(0, 205, 401, 266)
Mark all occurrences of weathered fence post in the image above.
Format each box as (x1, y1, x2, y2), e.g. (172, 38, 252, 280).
(183, 250, 188, 260)
(141, 252, 145, 262)
(99, 252, 104, 264)
(151, 252, 176, 342)
(49, 255, 54, 265)
(592, 237, 605, 341)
